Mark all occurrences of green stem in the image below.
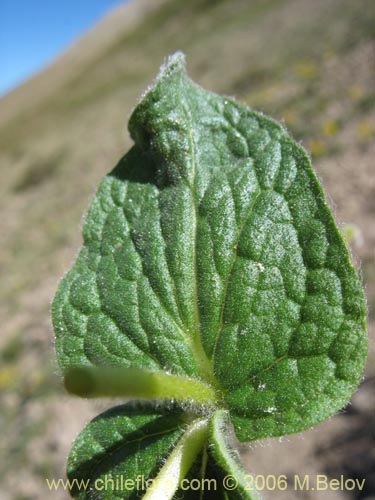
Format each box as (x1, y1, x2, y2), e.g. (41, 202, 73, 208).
(210, 410, 262, 500)
(142, 417, 209, 500)
(64, 366, 218, 405)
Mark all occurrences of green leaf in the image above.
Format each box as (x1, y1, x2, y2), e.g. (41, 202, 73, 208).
(53, 52, 367, 444)
(67, 402, 207, 499)
(68, 405, 254, 500)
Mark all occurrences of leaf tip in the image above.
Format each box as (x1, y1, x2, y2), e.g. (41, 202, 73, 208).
(133, 51, 187, 110)
(128, 51, 190, 171)
(159, 51, 187, 77)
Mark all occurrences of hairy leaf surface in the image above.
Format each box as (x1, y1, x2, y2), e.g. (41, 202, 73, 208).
(67, 403, 186, 499)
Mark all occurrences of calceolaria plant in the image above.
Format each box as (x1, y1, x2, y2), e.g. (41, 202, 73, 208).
(52, 53, 367, 499)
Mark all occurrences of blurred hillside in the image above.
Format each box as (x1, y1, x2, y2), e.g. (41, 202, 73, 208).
(0, 0, 374, 499)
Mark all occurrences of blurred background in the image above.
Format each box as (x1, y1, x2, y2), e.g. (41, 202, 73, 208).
(0, 0, 374, 499)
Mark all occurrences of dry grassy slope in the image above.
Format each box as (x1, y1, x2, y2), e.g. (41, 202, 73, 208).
(0, 0, 374, 499)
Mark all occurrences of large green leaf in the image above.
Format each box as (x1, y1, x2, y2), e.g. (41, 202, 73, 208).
(53, 53, 367, 443)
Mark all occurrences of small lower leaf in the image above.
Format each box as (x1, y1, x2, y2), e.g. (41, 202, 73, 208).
(67, 402, 187, 499)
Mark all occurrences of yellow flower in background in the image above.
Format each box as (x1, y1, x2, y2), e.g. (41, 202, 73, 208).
(294, 61, 319, 80)
(283, 110, 298, 126)
(321, 120, 339, 137)
(0, 366, 18, 390)
(307, 139, 326, 157)
(349, 84, 365, 101)
(357, 120, 374, 141)
(244, 84, 280, 106)
(30, 369, 47, 390)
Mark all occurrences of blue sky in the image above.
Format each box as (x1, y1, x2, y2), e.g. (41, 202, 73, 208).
(0, 0, 127, 96)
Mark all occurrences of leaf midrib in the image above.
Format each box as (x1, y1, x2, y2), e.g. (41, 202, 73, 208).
(180, 94, 219, 390)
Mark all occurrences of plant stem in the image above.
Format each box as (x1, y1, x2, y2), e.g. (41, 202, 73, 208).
(210, 410, 262, 500)
(64, 366, 218, 405)
(142, 417, 209, 500)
